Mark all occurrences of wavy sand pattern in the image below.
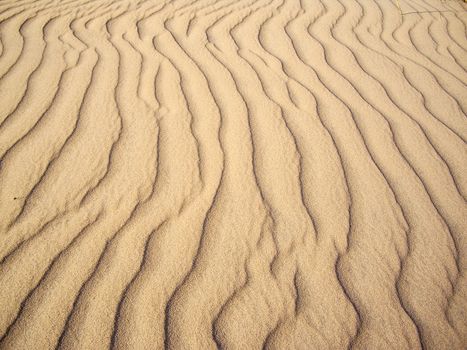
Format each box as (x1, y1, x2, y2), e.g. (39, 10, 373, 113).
(0, 0, 466, 348)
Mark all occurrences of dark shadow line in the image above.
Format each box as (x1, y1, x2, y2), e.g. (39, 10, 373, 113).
(402, 10, 467, 15)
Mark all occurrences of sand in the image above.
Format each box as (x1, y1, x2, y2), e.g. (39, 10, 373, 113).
(0, 0, 466, 349)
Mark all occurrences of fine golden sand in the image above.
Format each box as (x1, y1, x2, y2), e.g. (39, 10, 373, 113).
(0, 0, 466, 349)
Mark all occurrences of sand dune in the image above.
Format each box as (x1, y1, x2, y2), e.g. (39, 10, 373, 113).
(0, 0, 466, 348)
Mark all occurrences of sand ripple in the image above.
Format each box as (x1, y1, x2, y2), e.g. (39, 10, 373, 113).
(0, 0, 466, 349)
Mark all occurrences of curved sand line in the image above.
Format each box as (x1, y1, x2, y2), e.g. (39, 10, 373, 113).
(0, 0, 466, 349)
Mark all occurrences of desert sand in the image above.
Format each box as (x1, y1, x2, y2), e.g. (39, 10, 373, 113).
(0, 0, 466, 349)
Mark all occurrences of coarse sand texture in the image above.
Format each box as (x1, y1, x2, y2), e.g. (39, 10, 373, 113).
(0, 0, 466, 349)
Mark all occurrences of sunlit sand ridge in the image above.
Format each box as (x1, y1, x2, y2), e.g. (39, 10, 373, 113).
(0, 0, 466, 349)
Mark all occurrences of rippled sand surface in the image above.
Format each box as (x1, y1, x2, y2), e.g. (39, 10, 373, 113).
(0, 0, 466, 349)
